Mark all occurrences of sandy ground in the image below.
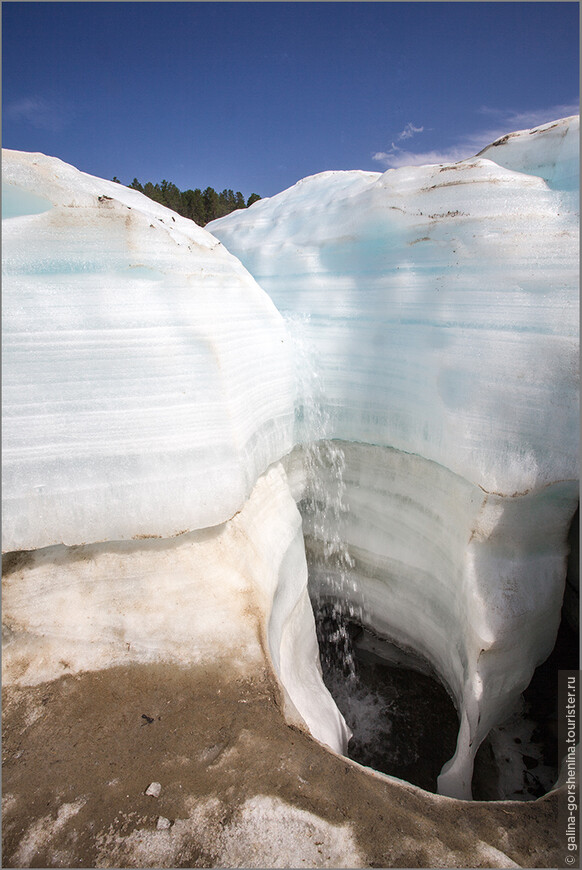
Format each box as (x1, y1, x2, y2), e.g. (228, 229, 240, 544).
(2, 660, 564, 869)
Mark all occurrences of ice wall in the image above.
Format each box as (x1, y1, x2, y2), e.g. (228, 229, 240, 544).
(210, 117, 579, 495)
(476, 115, 580, 191)
(209, 115, 579, 798)
(296, 443, 577, 797)
(2, 461, 350, 753)
(2, 150, 295, 551)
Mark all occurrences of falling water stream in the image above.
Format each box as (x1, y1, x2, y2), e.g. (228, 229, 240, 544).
(286, 313, 361, 680)
(286, 312, 458, 790)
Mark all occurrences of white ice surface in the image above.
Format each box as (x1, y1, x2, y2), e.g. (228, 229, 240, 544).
(210, 119, 579, 496)
(95, 794, 363, 869)
(476, 115, 580, 192)
(2, 151, 295, 552)
(1, 149, 349, 758)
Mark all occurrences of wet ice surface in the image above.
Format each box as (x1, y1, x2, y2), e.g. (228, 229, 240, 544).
(314, 608, 458, 793)
(316, 605, 577, 799)
(473, 615, 578, 801)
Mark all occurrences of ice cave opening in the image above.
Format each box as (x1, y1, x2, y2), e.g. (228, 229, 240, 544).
(313, 601, 459, 795)
(305, 496, 579, 802)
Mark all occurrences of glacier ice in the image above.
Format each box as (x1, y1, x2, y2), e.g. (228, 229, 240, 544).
(295, 442, 576, 797)
(2, 460, 350, 754)
(209, 115, 579, 798)
(2, 115, 579, 802)
(2, 150, 296, 550)
(476, 115, 580, 192)
(209, 118, 579, 495)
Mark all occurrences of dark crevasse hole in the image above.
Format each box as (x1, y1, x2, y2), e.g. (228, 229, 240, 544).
(314, 603, 459, 793)
(472, 606, 579, 801)
(310, 499, 579, 799)
(473, 505, 579, 800)
(315, 601, 579, 800)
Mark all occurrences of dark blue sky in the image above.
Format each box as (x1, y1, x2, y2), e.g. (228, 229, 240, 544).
(2, 2, 579, 197)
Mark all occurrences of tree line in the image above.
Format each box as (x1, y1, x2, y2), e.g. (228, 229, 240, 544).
(112, 177, 261, 226)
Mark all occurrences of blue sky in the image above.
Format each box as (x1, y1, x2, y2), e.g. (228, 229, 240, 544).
(2, 2, 579, 198)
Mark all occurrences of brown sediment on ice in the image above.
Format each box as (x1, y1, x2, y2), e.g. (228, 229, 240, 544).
(2, 662, 561, 869)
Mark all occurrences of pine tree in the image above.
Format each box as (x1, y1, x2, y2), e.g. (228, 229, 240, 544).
(159, 180, 182, 213)
(203, 187, 220, 223)
(143, 182, 164, 204)
(182, 188, 206, 225)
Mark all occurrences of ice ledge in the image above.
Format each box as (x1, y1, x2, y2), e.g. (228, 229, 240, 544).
(476, 114, 580, 191)
(2, 460, 350, 756)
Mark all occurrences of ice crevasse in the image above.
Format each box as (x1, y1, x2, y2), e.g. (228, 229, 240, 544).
(2, 115, 579, 801)
(210, 114, 579, 799)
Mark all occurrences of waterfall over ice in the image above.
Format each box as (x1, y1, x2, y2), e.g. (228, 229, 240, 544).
(2, 115, 579, 803)
(209, 115, 579, 798)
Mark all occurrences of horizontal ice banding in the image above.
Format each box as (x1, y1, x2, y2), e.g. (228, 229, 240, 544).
(209, 117, 579, 497)
(2, 151, 295, 552)
(290, 441, 577, 797)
